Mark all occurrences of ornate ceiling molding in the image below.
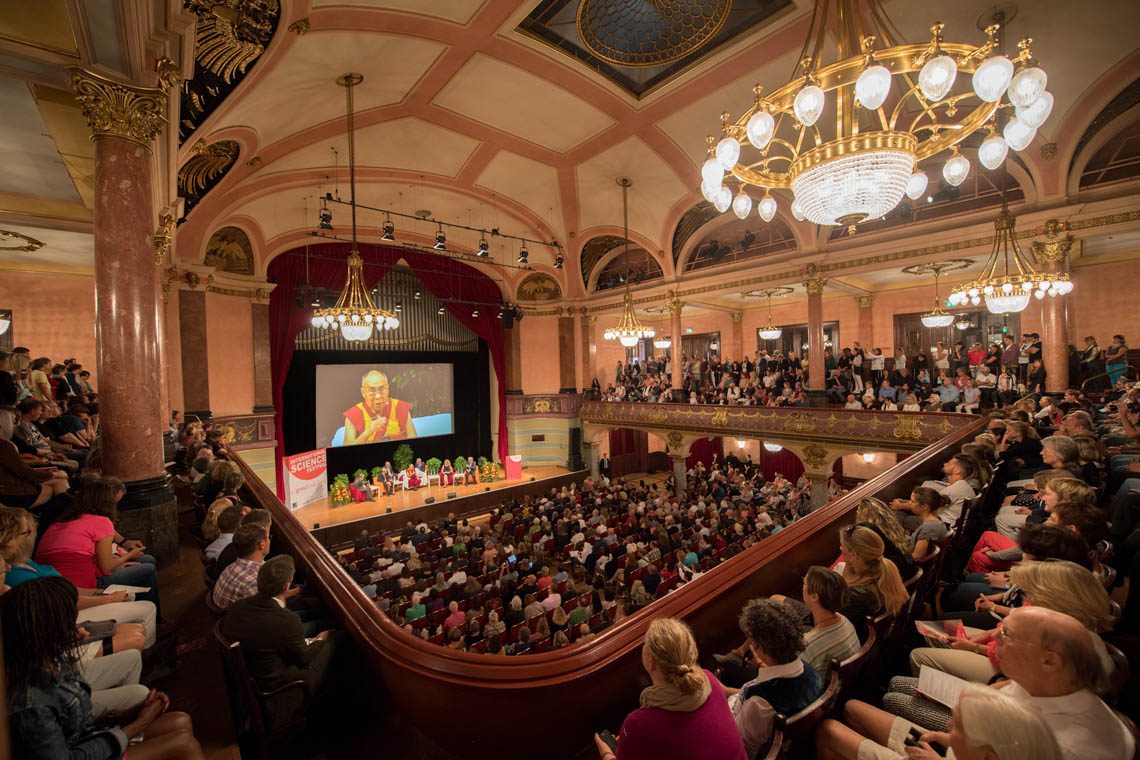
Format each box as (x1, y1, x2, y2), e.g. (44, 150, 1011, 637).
(178, 139, 240, 218)
(0, 229, 45, 252)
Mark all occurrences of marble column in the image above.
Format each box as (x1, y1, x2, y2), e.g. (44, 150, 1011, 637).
(669, 292, 684, 395)
(71, 65, 179, 565)
(558, 310, 577, 394)
(1033, 228, 1074, 393)
(505, 323, 522, 395)
(178, 289, 210, 419)
(731, 311, 744, 360)
(581, 312, 597, 388)
(806, 474, 830, 511)
(804, 267, 828, 391)
(251, 300, 274, 413)
(584, 441, 600, 479)
(671, 454, 688, 498)
(856, 295, 874, 349)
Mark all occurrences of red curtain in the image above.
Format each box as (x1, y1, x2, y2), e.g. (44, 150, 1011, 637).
(267, 242, 509, 497)
(758, 447, 804, 482)
(686, 437, 723, 469)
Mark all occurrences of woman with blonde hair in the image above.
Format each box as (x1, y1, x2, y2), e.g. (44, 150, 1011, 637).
(593, 618, 746, 760)
(838, 526, 909, 636)
(853, 498, 917, 581)
(908, 559, 1115, 686)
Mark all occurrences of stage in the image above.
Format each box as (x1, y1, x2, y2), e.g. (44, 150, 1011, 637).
(293, 466, 579, 546)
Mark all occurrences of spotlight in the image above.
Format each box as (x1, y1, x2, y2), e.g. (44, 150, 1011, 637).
(477, 238, 489, 257)
(553, 253, 564, 269)
(471, 307, 479, 317)
(414, 290, 421, 300)
(517, 244, 528, 264)
(395, 302, 402, 312)
(438, 306, 445, 315)
(317, 204, 333, 231)
(434, 227, 447, 250)
(380, 220, 395, 241)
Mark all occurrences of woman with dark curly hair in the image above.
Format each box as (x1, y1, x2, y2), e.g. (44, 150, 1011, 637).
(721, 598, 824, 758)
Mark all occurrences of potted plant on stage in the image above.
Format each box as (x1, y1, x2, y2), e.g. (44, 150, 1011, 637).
(425, 457, 442, 485)
(477, 456, 498, 482)
(393, 444, 414, 473)
(329, 474, 352, 507)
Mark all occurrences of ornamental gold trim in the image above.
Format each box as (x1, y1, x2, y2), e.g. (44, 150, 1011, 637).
(68, 68, 173, 147)
(0, 229, 45, 252)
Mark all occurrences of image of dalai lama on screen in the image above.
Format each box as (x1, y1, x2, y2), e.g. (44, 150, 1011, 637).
(342, 370, 417, 444)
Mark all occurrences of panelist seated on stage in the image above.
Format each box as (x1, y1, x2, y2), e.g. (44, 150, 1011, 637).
(462, 456, 478, 485)
(341, 371, 417, 445)
(439, 459, 454, 486)
(400, 464, 422, 489)
(374, 462, 396, 495)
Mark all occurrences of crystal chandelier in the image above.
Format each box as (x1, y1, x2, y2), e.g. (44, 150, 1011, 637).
(653, 336, 672, 349)
(954, 315, 972, 331)
(311, 73, 398, 341)
(948, 203, 1072, 314)
(751, 287, 793, 340)
(603, 178, 654, 348)
(763, 442, 783, 453)
(700, 3, 1052, 233)
(904, 260, 970, 328)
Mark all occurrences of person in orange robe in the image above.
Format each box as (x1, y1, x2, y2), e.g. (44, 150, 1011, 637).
(342, 370, 417, 445)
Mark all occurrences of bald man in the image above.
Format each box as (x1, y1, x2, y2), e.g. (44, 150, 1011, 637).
(342, 370, 416, 445)
(815, 606, 1134, 760)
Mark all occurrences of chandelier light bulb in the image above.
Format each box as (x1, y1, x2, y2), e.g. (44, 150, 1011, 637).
(1016, 91, 1054, 128)
(1008, 66, 1048, 108)
(763, 443, 783, 453)
(977, 133, 1009, 170)
(905, 170, 929, 200)
(1003, 117, 1037, 152)
(855, 65, 892, 110)
(732, 188, 753, 219)
(971, 55, 1014, 102)
(919, 54, 957, 102)
(701, 180, 721, 203)
(715, 136, 740, 170)
(790, 197, 805, 221)
(745, 109, 775, 150)
(702, 157, 724, 185)
(942, 152, 971, 186)
(713, 185, 732, 213)
(758, 193, 778, 222)
(793, 84, 825, 126)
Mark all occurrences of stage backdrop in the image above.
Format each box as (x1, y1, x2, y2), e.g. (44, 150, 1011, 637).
(268, 242, 509, 497)
(315, 362, 454, 448)
(283, 346, 491, 486)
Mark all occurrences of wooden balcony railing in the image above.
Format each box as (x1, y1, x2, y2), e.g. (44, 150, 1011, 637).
(226, 412, 985, 757)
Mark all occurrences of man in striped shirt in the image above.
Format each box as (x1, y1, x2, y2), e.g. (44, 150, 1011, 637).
(799, 566, 861, 679)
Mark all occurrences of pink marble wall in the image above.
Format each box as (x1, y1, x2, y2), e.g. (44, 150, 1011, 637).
(0, 270, 96, 382)
(205, 292, 255, 416)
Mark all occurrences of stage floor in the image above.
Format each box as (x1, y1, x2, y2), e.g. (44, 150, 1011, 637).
(291, 466, 573, 531)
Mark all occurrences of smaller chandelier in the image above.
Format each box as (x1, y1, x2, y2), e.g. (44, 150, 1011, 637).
(604, 289, 654, 348)
(311, 249, 400, 341)
(763, 442, 783, 453)
(653, 336, 672, 349)
(749, 286, 792, 340)
(954, 315, 972, 331)
(904, 260, 970, 328)
(948, 204, 1072, 314)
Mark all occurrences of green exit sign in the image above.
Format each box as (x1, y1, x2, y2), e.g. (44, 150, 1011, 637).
(685, 327, 693, 334)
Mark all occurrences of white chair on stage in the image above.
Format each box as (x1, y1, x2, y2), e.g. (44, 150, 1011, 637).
(426, 470, 440, 487)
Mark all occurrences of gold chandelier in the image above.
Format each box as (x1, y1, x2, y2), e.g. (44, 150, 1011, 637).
(748, 287, 793, 340)
(904, 260, 970, 328)
(310, 73, 398, 341)
(701, 1, 1053, 233)
(603, 177, 654, 348)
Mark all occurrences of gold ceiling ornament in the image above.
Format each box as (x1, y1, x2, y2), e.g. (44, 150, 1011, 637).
(856, 294, 874, 309)
(603, 178, 655, 348)
(0, 229, 45, 252)
(153, 211, 176, 265)
(949, 201, 1072, 314)
(701, 2, 1055, 233)
(576, 0, 731, 68)
(288, 18, 310, 35)
(68, 67, 172, 147)
(310, 74, 399, 342)
(180, 139, 240, 193)
(187, 0, 278, 82)
(1031, 219, 1073, 264)
(155, 57, 180, 90)
(902, 259, 971, 327)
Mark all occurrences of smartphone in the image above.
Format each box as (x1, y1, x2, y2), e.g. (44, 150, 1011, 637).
(599, 729, 618, 751)
(904, 727, 947, 756)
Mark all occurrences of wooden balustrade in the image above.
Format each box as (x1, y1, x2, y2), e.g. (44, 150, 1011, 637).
(225, 413, 985, 757)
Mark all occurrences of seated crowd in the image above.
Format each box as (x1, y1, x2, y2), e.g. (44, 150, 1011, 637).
(594, 377, 1139, 760)
(588, 334, 1128, 411)
(1, 347, 205, 758)
(334, 455, 816, 655)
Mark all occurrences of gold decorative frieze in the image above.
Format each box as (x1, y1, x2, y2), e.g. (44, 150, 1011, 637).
(68, 68, 172, 147)
(581, 401, 978, 452)
(505, 393, 583, 419)
(802, 443, 829, 469)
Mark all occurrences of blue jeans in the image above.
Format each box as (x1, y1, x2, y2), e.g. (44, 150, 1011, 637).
(98, 558, 160, 615)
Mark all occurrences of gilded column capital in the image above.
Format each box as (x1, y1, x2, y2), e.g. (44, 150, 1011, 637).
(856, 294, 873, 309)
(730, 311, 743, 324)
(582, 314, 597, 326)
(802, 276, 828, 295)
(1032, 220, 1072, 266)
(68, 68, 173, 147)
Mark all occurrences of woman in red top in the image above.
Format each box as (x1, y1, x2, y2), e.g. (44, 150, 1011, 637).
(593, 618, 746, 760)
